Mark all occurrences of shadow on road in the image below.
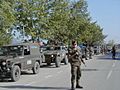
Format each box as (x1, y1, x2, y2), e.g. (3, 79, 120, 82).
(40, 63, 66, 68)
(81, 68, 98, 72)
(96, 52, 120, 61)
(98, 57, 120, 61)
(0, 85, 70, 90)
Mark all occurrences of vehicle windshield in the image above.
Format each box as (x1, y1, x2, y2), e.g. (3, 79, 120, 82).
(0, 45, 23, 56)
(42, 46, 61, 51)
(46, 46, 55, 51)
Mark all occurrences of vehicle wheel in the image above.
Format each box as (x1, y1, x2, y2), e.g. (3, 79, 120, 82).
(55, 57, 60, 67)
(46, 59, 51, 66)
(63, 55, 68, 65)
(47, 63, 51, 66)
(32, 62, 40, 74)
(11, 65, 21, 82)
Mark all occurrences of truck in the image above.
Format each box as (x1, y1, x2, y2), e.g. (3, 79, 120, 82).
(0, 43, 43, 81)
(41, 45, 68, 67)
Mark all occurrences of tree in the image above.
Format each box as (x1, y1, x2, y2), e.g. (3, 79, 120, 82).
(12, 0, 105, 45)
(14, 0, 48, 41)
(0, 0, 15, 45)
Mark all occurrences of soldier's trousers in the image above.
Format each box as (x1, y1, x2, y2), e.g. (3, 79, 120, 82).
(71, 65, 81, 84)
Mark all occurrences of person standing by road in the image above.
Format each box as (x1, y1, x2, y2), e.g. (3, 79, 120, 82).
(88, 45, 93, 59)
(112, 45, 116, 59)
(68, 40, 85, 90)
(84, 45, 89, 60)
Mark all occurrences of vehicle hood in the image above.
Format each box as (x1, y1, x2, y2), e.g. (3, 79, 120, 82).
(0, 56, 13, 61)
(44, 50, 59, 55)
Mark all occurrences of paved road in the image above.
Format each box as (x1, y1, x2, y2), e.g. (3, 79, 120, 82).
(0, 52, 120, 90)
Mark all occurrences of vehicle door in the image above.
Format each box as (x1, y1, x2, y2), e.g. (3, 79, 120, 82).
(23, 45, 32, 69)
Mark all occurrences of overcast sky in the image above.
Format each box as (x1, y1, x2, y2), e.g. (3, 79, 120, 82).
(86, 0, 120, 44)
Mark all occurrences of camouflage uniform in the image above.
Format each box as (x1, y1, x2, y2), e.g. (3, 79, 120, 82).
(68, 46, 83, 90)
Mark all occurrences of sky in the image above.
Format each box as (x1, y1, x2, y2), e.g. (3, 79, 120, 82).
(86, 0, 120, 44)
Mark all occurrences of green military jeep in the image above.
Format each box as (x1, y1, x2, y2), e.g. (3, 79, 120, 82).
(0, 43, 43, 82)
(41, 45, 68, 67)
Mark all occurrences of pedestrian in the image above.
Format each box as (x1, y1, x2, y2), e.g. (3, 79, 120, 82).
(112, 45, 116, 59)
(68, 40, 85, 90)
(84, 45, 89, 60)
(88, 45, 93, 59)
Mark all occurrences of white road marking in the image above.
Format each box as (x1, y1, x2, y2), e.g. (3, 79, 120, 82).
(16, 71, 62, 86)
(57, 71, 63, 74)
(45, 75, 53, 78)
(18, 75, 53, 86)
(25, 82, 36, 86)
(107, 70, 112, 80)
(112, 62, 116, 67)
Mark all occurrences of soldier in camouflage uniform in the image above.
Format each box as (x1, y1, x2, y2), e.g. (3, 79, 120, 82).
(68, 40, 85, 90)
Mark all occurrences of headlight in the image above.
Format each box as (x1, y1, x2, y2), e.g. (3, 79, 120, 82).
(57, 53, 60, 56)
(51, 55, 54, 57)
(2, 62, 6, 65)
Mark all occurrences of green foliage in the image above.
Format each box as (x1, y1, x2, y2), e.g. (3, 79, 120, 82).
(0, 0, 105, 46)
(0, 0, 15, 46)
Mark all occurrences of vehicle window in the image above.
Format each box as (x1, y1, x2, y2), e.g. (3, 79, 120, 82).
(0, 46, 23, 56)
(24, 46, 30, 55)
(46, 46, 54, 50)
(54, 47, 60, 50)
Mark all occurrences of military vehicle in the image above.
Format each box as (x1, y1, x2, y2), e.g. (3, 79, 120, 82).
(0, 43, 43, 82)
(41, 45, 68, 67)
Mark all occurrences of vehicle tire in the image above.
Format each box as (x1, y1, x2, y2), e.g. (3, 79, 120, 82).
(55, 57, 60, 67)
(63, 55, 68, 65)
(47, 62, 51, 66)
(32, 61, 40, 74)
(11, 65, 21, 82)
(46, 59, 51, 66)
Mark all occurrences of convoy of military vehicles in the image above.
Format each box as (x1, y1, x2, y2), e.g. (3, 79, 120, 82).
(0, 41, 68, 81)
(0, 40, 102, 81)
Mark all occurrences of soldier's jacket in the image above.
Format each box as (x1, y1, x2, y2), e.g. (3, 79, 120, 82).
(68, 46, 82, 66)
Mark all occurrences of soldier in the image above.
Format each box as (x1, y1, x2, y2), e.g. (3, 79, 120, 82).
(88, 45, 93, 59)
(68, 40, 85, 90)
(84, 45, 89, 60)
(112, 45, 116, 59)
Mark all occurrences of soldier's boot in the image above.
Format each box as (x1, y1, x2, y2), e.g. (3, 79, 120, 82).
(71, 82, 75, 90)
(76, 80, 83, 89)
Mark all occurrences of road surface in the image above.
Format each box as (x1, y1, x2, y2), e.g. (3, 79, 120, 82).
(0, 52, 120, 90)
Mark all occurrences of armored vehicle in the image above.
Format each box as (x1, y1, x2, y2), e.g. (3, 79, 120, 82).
(41, 45, 68, 67)
(0, 43, 43, 81)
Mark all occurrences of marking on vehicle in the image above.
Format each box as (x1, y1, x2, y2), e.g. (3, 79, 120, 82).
(27, 60, 32, 64)
(107, 70, 112, 80)
(19, 56, 24, 59)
